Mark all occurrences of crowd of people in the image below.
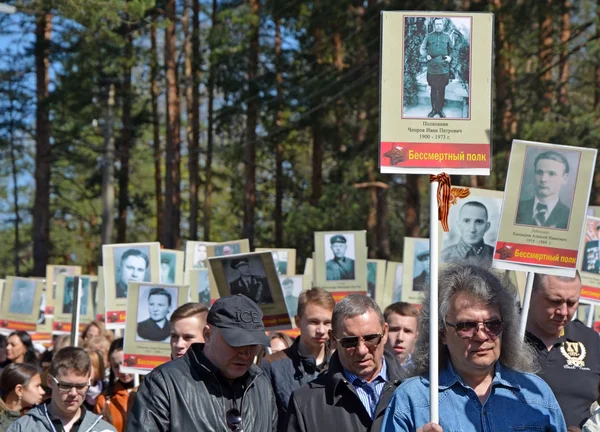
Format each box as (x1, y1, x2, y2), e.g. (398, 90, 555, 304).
(0, 263, 599, 431)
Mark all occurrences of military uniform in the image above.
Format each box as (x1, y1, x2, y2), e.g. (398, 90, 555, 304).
(326, 257, 355, 281)
(441, 239, 494, 268)
(582, 240, 600, 274)
(419, 30, 454, 117)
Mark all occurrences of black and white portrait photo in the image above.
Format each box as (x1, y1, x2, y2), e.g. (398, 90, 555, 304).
(160, 251, 176, 284)
(441, 197, 499, 268)
(367, 261, 377, 298)
(136, 286, 176, 343)
(215, 243, 241, 257)
(324, 233, 356, 281)
(113, 246, 151, 298)
(9, 279, 36, 315)
(403, 16, 471, 119)
(392, 263, 404, 303)
(272, 251, 288, 275)
(61, 277, 90, 316)
(279, 276, 302, 317)
(223, 256, 274, 304)
(194, 269, 211, 307)
(192, 242, 209, 269)
(515, 147, 580, 230)
(412, 239, 430, 292)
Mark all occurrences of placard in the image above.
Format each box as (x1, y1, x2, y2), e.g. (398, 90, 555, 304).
(188, 268, 212, 308)
(380, 11, 493, 175)
(579, 216, 600, 303)
(402, 238, 429, 304)
(102, 242, 161, 329)
(494, 140, 597, 276)
(314, 231, 368, 301)
(122, 282, 189, 374)
(255, 248, 297, 276)
(184, 241, 216, 271)
(53, 275, 96, 335)
(209, 251, 292, 330)
(0, 277, 44, 333)
(279, 275, 303, 320)
(96, 266, 106, 321)
(44, 265, 82, 317)
(303, 258, 313, 291)
(383, 262, 404, 308)
(367, 259, 387, 304)
(160, 249, 184, 285)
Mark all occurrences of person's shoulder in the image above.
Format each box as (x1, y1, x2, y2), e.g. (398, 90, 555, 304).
(566, 320, 600, 343)
(84, 410, 117, 432)
(501, 368, 560, 405)
(482, 244, 495, 254)
(261, 348, 291, 367)
(389, 376, 430, 409)
(440, 243, 457, 257)
(518, 197, 534, 207)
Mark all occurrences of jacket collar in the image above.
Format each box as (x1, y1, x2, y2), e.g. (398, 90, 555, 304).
(438, 361, 520, 392)
(286, 337, 331, 373)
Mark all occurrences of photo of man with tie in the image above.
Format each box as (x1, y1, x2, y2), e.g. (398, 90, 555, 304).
(515, 150, 572, 229)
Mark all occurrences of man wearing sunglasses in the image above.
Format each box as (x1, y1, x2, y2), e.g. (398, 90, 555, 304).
(127, 295, 277, 432)
(287, 294, 404, 432)
(381, 264, 566, 432)
(7, 346, 116, 432)
(525, 272, 600, 431)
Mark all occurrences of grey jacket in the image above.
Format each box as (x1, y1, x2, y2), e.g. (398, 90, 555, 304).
(7, 403, 115, 432)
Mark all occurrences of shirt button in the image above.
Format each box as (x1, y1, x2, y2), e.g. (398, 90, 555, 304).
(483, 410, 487, 416)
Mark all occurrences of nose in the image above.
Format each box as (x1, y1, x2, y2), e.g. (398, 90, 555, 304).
(175, 337, 185, 348)
(68, 386, 79, 396)
(556, 303, 568, 316)
(355, 340, 369, 356)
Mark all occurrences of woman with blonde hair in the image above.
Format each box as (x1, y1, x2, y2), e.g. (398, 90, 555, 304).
(0, 363, 45, 431)
(82, 320, 113, 344)
(84, 350, 106, 411)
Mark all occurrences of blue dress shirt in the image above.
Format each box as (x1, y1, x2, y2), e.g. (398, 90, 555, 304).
(343, 360, 388, 418)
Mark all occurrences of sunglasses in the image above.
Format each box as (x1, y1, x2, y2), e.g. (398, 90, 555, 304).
(226, 408, 243, 431)
(50, 375, 90, 393)
(445, 319, 503, 339)
(335, 333, 383, 350)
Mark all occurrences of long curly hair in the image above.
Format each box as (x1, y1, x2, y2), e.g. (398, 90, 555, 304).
(411, 264, 537, 376)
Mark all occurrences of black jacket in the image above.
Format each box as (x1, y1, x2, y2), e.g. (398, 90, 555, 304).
(126, 343, 277, 432)
(286, 350, 402, 432)
(260, 338, 330, 432)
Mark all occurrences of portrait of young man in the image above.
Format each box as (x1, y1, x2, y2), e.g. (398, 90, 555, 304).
(325, 234, 356, 281)
(136, 287, 174, 343)
(114, 248, 151, 298)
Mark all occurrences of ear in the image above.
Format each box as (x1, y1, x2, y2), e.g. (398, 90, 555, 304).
(46, 374, 54, 389)
(293, 315, 300, 328)
(327, 329, 337, 349)
(14, 383, 24, 398)
(484, 222, 491, 233)
(381, 322, 389, 345)
(203, 325, 212, 343)
(441, 329, 448, 345)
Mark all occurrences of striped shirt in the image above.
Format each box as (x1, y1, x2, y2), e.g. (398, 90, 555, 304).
(343, 360, 388, 418)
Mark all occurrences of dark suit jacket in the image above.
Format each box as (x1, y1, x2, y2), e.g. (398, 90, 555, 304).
(137, 318, 171, 342)
(230, 276, 273, 304)
(515, 198, 570, 229)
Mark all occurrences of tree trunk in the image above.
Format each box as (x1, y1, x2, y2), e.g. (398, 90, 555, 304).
(101, 83, 116, 245)
(203, 0, 217, 241)
(539, 0, 553, 111)
(310, 27, 323, 206)
(242, 0, 260, 246)
(163, 0, 182, 249)
(376, 186, 391, 260)
(33, 12, 52, 276)
(558, 0, 570, 105)
(9, 95, 20, 274)
(117, 35, 133, 243)
(151, 18, 162, 242)
(367, 170, 378, 259)
(274, 16, 284, 247)
(595, 0, 600, 110)
(404, 175, 421, 238)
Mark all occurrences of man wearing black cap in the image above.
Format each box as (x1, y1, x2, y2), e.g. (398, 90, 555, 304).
(326, 234, 355, 280)
(229, 258, 273, 304)
(582, 225, 600, 274)
(127, 295, 278, 431)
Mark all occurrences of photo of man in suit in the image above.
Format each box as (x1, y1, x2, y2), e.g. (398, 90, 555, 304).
(516, 150, 571, 229)
(228, 258, 273, 304)
(8, 280, 35, 315)
(325, 235, 355, 280)
(115, 248, 150, 298)
(441, 201, 494, 267)
(160, 255, 174, 284)
(62, 279, 75, 314)
(413, 248, 430, 292)
(281, 277, 298, 317)
(137, 287, 173, 342)
(582, 224, 600, 274)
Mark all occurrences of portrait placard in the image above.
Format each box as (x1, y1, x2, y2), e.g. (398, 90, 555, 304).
(184, 241, 216, 271)
(96, 266, 106, 321)
(0, 277, 44, 333)
(593, 306, 600, 333)
(303, 257, 314, 291)
(206, 239, 251, 294)
(383, 262, 404, 309)
(494, 140, 597, 276)
(160, 249, 184, 285)
(33, 283, 53, 343)
(52, 275, 96, 335)
(255, 248, 297, 276)
(367, 259, 387, 304)
(588, 206, 600, 218)
(44, 265, 82, 317)
(123, 282, 189, 374)
(279, 275, 303, 320)
(579, 216, 600, 303)
(209, 251, 292, 330)
(314, 231, 368, 300)
(188, 268, 212, 308)
(102, 242, 161, 329)
(402, 238, 429, 304)
(380, 11, 493, 175)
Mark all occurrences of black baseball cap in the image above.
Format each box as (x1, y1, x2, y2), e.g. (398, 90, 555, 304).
(207, 295, 269, 347)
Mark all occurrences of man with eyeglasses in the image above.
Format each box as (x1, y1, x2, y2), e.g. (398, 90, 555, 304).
(381, 264, 565, 432)
(7, 346, 116, 432)
(127, 294, 277, 432)
(525, 272, 600, 431)
(286, 294, 404, 432)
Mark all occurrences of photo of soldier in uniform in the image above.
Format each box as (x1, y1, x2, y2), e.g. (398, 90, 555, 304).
(582, 223, 600, 274)
(515, 148, 579, 230)
(215, 243, 240, 257)
(324, 234, 356, 281)
(61, 277, 90, 316)
(8, 279, 36, 315)
(392, 263, 404, 303)
(224, 256, 273, 304)
(403, 16, 471, 119)
(412, 240, 430, 292)
(136, 286, 176, 342)
(160, 252, 176, 284)
(195, 269, 211, 307)
(113, 246, 151, 298)
(280, 276, 301, 318)
(442, 199, 498, 267)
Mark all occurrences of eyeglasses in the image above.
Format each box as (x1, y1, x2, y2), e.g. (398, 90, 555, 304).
(335, 333, 384, 350)
(50, 375, 90, 393)
(226, 408, 243, 431)
(445, 319, 504, 339)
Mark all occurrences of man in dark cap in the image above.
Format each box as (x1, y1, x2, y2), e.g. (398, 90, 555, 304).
(582, 224, 600, 274)
(412, 249, 430, 292)
(128, 295, 278, 431)
(229, 257, 273, 304)
(326, 235, 355, 280)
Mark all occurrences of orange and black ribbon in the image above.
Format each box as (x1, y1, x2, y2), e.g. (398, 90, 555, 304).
(430, 173, 451, 232)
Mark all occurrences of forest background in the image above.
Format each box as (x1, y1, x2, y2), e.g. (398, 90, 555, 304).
(0, 0, 597, 277)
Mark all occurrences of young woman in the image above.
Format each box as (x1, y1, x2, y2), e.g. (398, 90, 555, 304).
(81, 321, 113, 345)
(5, 332, 37, 366)
(93, 338, 134, 432)
(0, 363, 45, 431)
(84, 350, 106, 411)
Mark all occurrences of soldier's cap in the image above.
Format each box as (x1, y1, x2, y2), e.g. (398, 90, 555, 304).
(161, 256, 170, 264)
(230, 257, 250, 269)
(207, 295, 269, 347)
(330, 234, 347, 245)
(416, 250, 430, 261)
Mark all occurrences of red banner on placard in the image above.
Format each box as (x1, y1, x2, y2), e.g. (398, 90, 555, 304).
(31, 332, 52, 342)
(52, 322, 85, 333)
(263, 313, 292, 329)
(380, 142, 490, 169)
(106, 310, 126, 325)
(0, 320, 36, 332)
(494, 242, 578, 268)
(331, 291, 367, 302)
(45, 305, 55, 315)
(123, 353, 170, 370)
(581, 286, 600, 302)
